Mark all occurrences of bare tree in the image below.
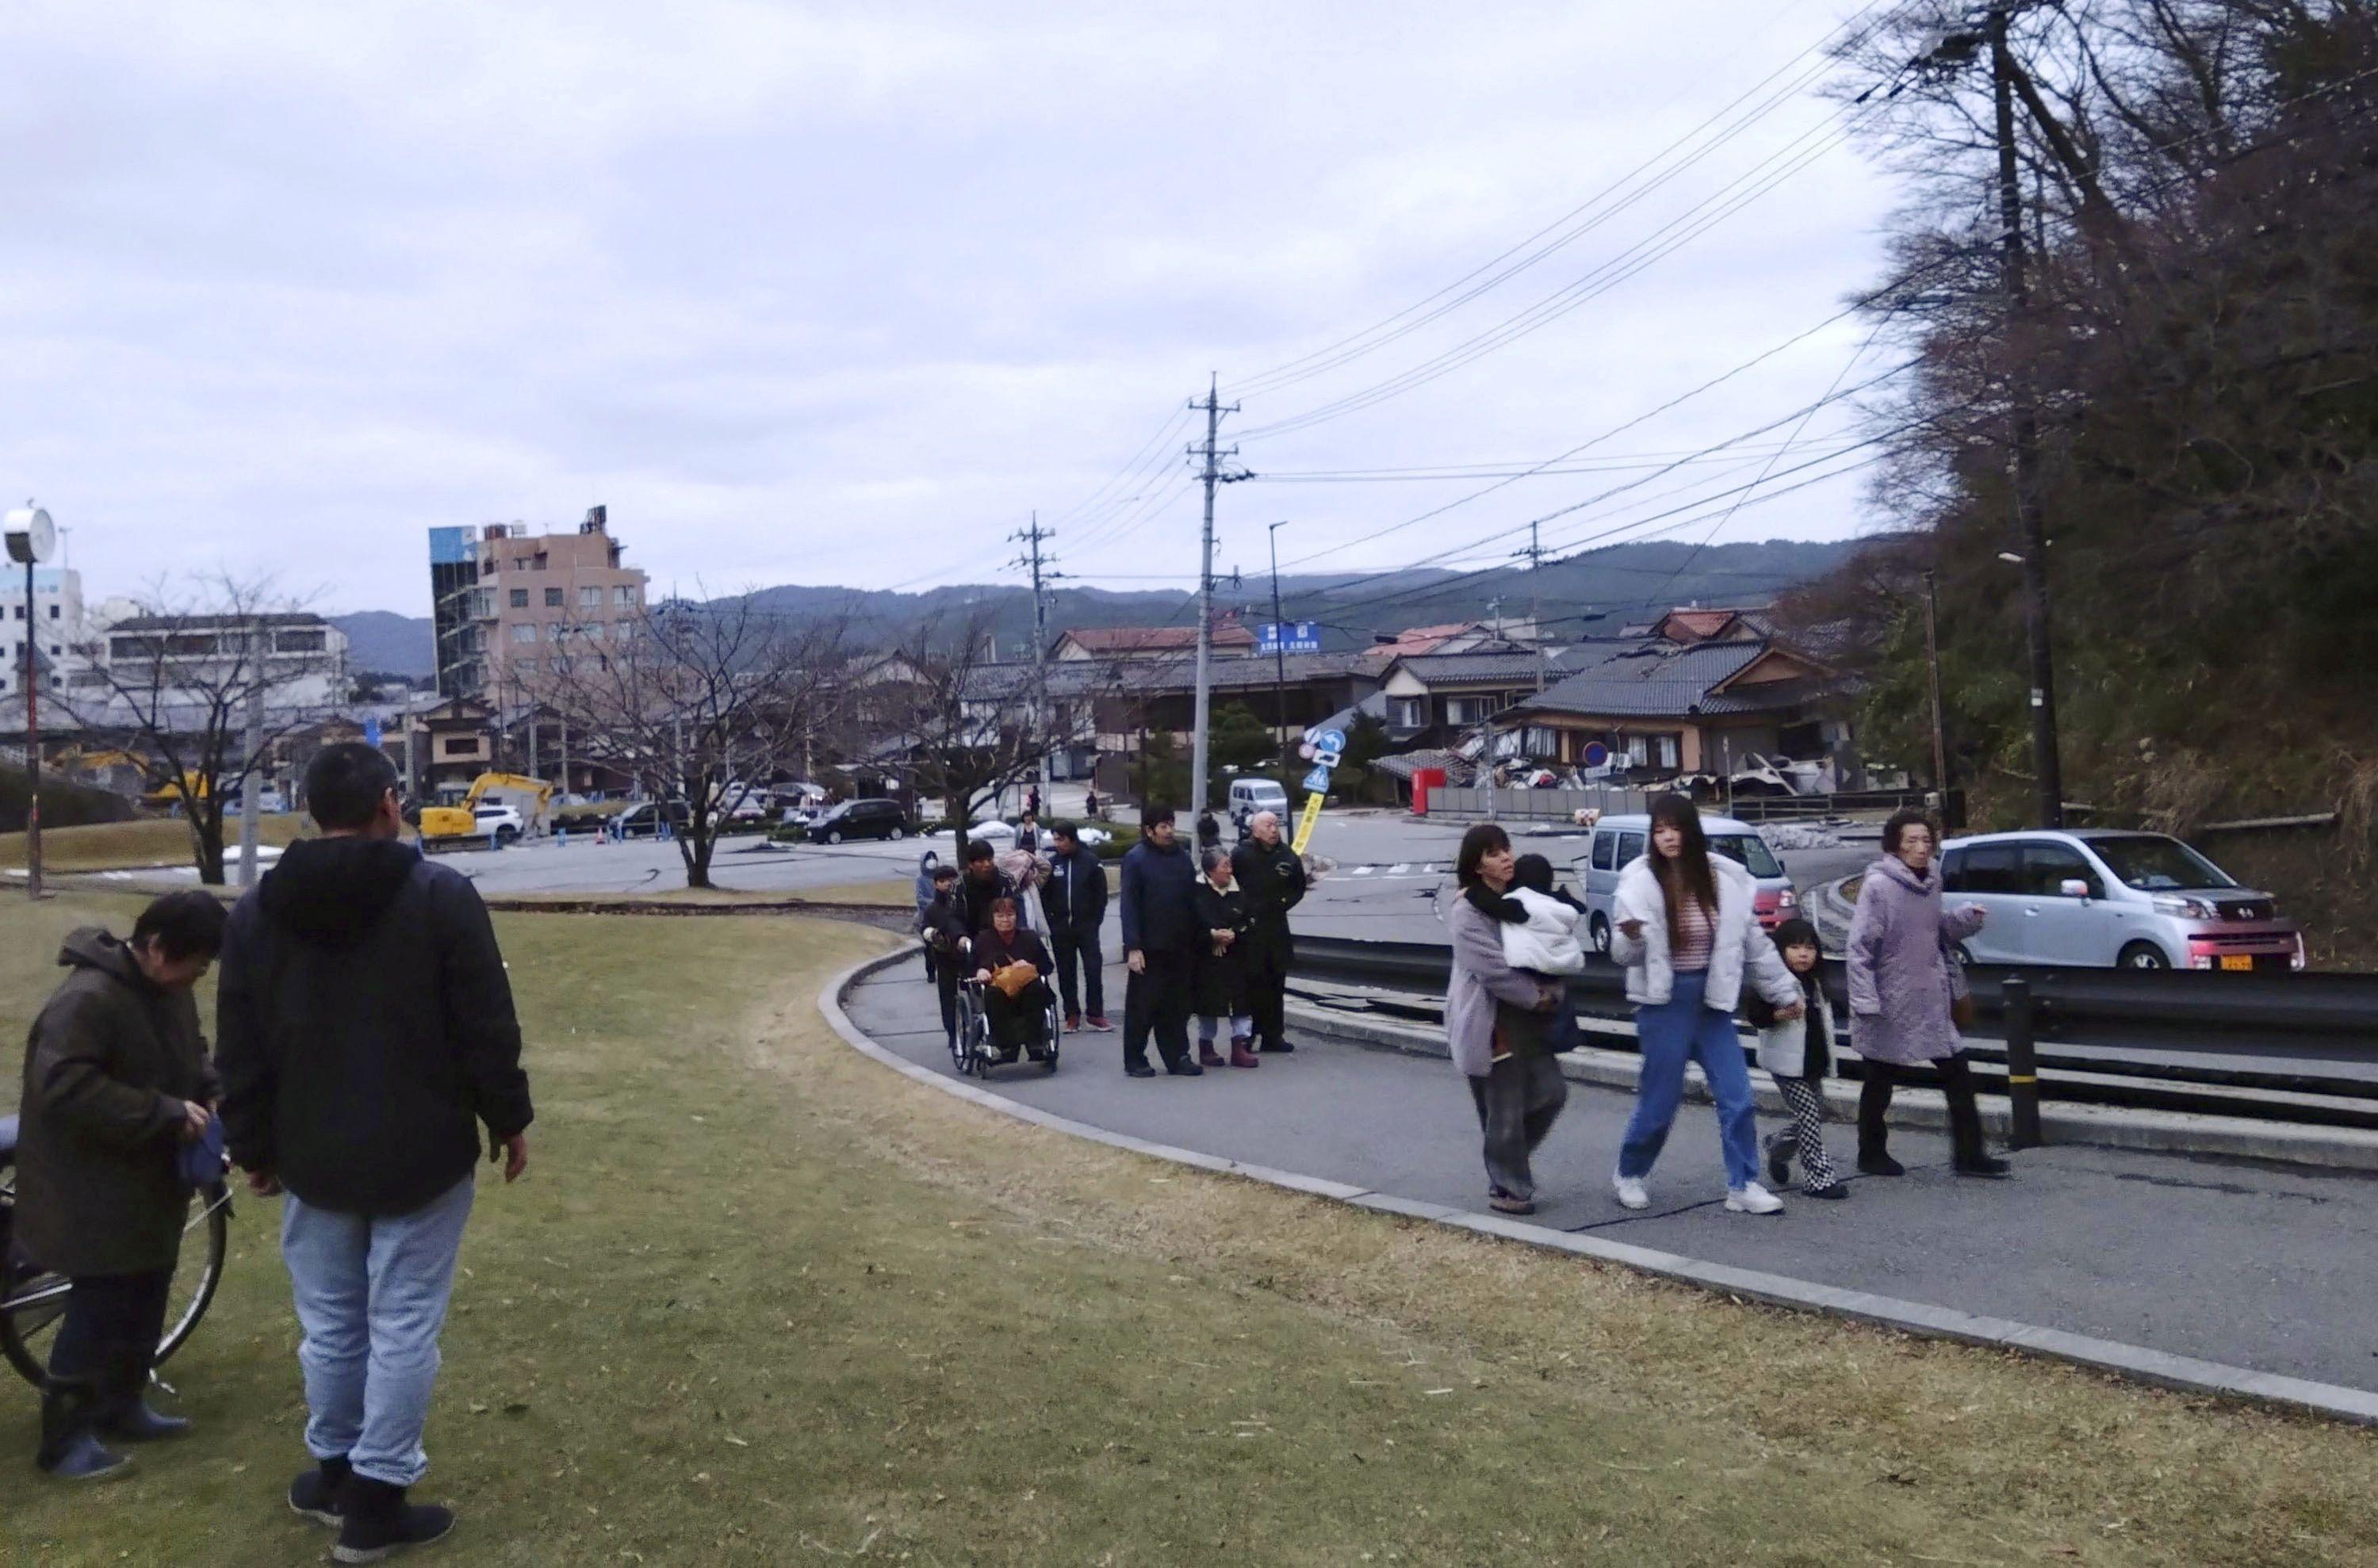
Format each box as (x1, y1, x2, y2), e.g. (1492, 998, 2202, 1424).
(57, 573, 344, 884)
(539, 592, 848, 889)
(868, 608, 1061, 836)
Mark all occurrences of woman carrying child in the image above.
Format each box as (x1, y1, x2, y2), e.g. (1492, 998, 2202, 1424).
(1191, 847, 1260, 1069)
(1444, 824, 1567, 1214)
(1747, 918, 1847, 1199)
(1464, 852, 1587, 1057)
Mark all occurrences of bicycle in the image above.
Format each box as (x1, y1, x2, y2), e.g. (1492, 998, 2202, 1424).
(0, 1113, 235, 1387)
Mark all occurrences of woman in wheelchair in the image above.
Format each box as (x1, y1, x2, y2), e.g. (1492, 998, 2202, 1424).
(972, 898, 1057, 1059)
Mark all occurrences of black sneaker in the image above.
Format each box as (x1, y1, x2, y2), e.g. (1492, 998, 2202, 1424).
(1259, 1040, 1296, 1054)
(1166, 1060, 1204, 1077)
(1124, 1061, 1156, 1078)
(1856, 1151, 1906, 1177)
(1763, 1136, 1791, 1189)
(1955, 1154, 2012, 1178)
(1802, 1184, 1851, 1200)
(334, 1477, 455, 1563)
(289, 1456, 351, 1527)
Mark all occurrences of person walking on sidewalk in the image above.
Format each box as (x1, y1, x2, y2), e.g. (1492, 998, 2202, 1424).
(1845, 810, 2008, 1179)
(1230, 809, 1307, 1054)
(1609, 794, 1803, 1216)
(216, 743, 534, 1562)
(913, 850, 943, 981)
(1748, 918, 1847, 1199)
(1043, 821, 1111, 1031)
(915, 862, 971, 1054)
(1119, 806, 1200, 1077)
(1191, 847, 1260, 1069)
(1445, 824, 1568, 1215)
(15, 892, 229, 1482)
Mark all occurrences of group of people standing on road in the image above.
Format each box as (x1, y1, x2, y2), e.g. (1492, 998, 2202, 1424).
(1445, 794, 2006, 1218)
(916, 804, 1308, 1079)
(13, 743, 532, 1562)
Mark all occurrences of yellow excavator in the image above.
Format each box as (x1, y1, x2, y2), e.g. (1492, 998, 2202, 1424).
(419, 773, 555, 850)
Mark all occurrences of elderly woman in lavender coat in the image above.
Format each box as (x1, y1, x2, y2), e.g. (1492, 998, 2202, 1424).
(1845, 810, 2008, 1178)
(1445, 824, 1567, 1215)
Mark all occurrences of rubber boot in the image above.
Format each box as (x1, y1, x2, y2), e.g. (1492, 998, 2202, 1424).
(1197, 1041, 1225, 1069)
(290, 1455, 353, 1527)
(334, 1476, 457, 1563)
(1228, 1042, 1260, 1069)
(36, 1375, 132, 1482)
(98, 1356, 191, 1443)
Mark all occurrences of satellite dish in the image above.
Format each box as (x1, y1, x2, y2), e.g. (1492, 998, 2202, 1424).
(3, 505, 55, 565)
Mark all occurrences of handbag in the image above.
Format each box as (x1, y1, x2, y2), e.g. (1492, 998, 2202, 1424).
(178, 1115, 226, 1190)
(991, 960, 1039, 999)
(1943, 931, 1976, 1031)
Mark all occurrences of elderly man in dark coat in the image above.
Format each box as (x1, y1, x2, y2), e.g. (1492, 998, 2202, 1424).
(13, 892, 228, 1480)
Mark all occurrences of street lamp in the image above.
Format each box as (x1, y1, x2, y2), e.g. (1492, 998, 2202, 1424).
(5, 503, 57, 901)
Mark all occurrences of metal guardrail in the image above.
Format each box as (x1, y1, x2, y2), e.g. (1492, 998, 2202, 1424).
(1289, 935, 2378, 1044)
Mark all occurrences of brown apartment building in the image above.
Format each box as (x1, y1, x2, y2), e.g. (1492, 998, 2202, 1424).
(431, 507, 649, 705)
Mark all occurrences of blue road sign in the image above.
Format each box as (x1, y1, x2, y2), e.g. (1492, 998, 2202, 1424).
(1258, 621, 1323, 655)
(1582, 741, 1610, 768)
(1302, 765, 1334, 793)
(1314, 728, 1346, 757)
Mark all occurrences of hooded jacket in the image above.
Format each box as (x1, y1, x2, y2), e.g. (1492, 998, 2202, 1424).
(216, 836, 532, 1216)
(13, 928, 217, 1276)
(1041, 840, 1109, 937)
(1844, 853, 1985, 1066)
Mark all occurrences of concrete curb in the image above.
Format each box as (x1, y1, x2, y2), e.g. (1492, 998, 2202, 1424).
(820, 945, 2378, 1428)
(1285, 1000, 2378, 1173)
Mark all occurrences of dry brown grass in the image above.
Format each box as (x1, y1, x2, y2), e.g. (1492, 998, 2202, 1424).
(0, 815, 308, 873)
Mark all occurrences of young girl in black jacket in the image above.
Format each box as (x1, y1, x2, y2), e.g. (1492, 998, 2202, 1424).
(1744, 918, 1844, 1199)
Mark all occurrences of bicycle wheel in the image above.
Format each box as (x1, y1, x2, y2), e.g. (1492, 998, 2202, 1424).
(0, 1180, 232, 1387)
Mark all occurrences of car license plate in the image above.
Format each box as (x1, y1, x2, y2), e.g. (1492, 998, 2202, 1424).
(2220, 954, 2254, 972)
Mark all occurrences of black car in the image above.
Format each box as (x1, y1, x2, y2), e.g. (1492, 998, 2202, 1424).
(611, 800, 691, 839)
(808, 798, 908, 844)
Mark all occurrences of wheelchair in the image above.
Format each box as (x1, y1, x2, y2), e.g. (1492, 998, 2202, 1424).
(952, 975, 1061, 1077)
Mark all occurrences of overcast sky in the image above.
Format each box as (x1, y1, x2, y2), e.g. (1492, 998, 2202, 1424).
(0, 1, 1904, 618)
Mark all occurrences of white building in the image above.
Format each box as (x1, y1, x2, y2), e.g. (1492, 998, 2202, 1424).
(0, 566, 94, 700)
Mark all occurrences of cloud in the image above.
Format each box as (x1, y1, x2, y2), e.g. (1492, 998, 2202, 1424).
(0, 0, 1897, 615)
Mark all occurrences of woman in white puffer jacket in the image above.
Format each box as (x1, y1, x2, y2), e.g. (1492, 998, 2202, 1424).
(1608, 794, 1804, 1215)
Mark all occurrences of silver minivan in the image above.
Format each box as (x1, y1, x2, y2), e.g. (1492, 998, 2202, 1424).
(1572, 812, 1798, 957)
(1939, 829, 2305, 971)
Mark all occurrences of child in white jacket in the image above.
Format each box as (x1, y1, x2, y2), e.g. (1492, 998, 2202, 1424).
(1465, 855, 1586, 1056)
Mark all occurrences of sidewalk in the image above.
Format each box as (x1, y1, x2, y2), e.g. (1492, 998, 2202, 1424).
(843, 951, 2378, 1397)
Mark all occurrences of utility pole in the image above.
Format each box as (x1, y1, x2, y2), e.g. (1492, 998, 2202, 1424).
(238, 674, 265, 889)
(1267, 522, 1289, 762)
(1514, 520, 1549, 692)
(1922, 568, 1950, 807)
(1187, 374, 1243, 823)
(1989, 0, 2064, 828)
(1010, 512, 1059, 801)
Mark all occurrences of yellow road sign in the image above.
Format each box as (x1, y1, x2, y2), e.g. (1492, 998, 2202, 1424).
(1290, 790, 1327, 855)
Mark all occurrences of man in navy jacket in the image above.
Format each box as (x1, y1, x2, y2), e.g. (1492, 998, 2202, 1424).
(1042, 821, 1110, 1031)
(1118, 806, 1199, 1077)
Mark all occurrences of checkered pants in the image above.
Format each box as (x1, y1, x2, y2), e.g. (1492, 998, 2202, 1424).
(1765, 1077, 1840, 1192)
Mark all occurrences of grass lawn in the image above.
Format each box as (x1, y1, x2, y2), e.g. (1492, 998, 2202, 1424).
(0, 816, 308, 874)
(2, 894, 2376, 1564)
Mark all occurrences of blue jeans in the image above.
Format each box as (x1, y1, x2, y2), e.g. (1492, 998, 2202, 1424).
(281, 1175, 475, 1487)
(1617, 971, 1760, 1189)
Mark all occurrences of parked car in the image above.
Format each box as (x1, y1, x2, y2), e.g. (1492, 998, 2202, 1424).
(473, 804, 524, 845)
(810, 798, 909, 845)
(1573, 812, 1797, 958)
(1228, 777, 1292, 835)
(611, 800, 691, 839)
(1939, 829, 2305, 971)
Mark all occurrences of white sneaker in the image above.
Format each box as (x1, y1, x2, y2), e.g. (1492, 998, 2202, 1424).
(1612, 1173, 1650, 1210)
(1725, 1181, 1785, 1215)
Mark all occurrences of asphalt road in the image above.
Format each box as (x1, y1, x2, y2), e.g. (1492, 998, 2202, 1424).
(843, 948, 2378, 1394)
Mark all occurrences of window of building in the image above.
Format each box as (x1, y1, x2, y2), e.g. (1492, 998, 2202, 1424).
(275, 629, 327, 653)
(1389, 697, 1425, 730)
(511, 622, 538, 644)
(533, 553, 549, 572)
(544, 587, 564, 608)
(614, 584, 638, 608)
(46, 604, 58, 620)
(509, 588, 529, 609)
(10, 605, 20, 620)
(579, 585, 602, 610)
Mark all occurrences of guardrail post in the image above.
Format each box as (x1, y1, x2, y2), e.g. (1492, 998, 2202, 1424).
(2001, 977, 2044, 1149)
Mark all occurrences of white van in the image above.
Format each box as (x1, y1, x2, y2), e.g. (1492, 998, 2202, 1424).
(1571, 812, 1798, 957)
(1227, 778, 1292, 835)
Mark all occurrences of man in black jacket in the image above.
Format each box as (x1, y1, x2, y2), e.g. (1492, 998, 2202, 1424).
(1041, 821, 1110, 1032)
(1119, 806, 1200, 1077)
(217, 744, 531, 1561)
(1231, 809, 1308, 1054)
(956, 837, 1013, 936)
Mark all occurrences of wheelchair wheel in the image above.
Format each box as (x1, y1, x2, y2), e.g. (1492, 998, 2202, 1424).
(0, 1177, 232, 1387)
(1043, 1004, 1063, 1073)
